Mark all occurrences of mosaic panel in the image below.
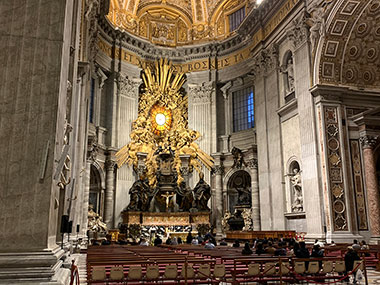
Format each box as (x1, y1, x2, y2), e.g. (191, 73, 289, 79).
(324, 106, 348, 231)
(350, 140, 368, 230)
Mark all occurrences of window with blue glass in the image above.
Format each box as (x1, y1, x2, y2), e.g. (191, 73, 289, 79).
(89, 77, 95, 123)
(233, 86, 254, 132)
(229, 7, 245, 32)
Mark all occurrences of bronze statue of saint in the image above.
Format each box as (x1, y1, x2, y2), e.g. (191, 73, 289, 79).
(192, 172, 211, 211)
(176, 181, 193, 211)
(126, 176, 151, 211)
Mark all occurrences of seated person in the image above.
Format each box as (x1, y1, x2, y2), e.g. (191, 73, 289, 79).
(265, 241, 276, 255)
(219, 239, 228, 246)
(191, 238, 199, 245)
(154, 236, 162, 246)
(139, 238, 149, 246)
(274, 242, 287, 256)
(314, 239, 325, 248)
(311, 244, 324, 258)
(295, 241, 310, 258)
(171, 237, 178, 245)
(186, 232, 193, 244)
(165, 237, 172, 245)
(255, 242, 265, 255)
(204, 239, 215, 249)
(242, 242, 253, 255)
(352, 239, 361, 251)
(232, 239, 240, 248)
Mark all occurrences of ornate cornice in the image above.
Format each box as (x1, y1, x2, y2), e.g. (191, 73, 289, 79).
(359, 135, 379, 150)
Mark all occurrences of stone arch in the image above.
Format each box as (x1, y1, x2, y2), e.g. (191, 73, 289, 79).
(226, 170, 251, 214)
(315, 0, 380, 88)
(89, 162, 106, 216)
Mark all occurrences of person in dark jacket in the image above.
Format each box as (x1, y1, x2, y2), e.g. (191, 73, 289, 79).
(186, 232, 193, 244)
(344, 246, 361, 282)
(154, 236, 162, 246)
(295, 241, 310, 258)
(274, 241, 287, 256)
(242, 242, 253, 255)
(232, 239, 240, 248)
(255, 242, 265, 255)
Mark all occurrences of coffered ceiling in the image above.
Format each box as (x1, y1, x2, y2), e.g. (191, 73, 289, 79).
(107, 0, 257, 46)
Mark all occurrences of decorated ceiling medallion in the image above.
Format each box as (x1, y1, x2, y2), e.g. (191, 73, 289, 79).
(150, 105, 172, 135)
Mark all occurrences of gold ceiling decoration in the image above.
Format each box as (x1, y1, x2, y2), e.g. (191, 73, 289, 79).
(116, 58, 214, 186)
(107, 0, 253, 46)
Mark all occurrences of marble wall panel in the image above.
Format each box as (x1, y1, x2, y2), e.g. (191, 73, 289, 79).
(0, 0, 73, 251)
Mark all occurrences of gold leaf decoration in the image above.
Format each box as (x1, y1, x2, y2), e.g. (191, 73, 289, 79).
(116, 58, 214, 187)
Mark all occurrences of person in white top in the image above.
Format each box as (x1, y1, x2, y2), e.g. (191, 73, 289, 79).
(191, 238, 199, 245)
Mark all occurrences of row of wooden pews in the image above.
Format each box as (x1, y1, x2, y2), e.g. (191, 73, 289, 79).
(87, 243, 378, 284)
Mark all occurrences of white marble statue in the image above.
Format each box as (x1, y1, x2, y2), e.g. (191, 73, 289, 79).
(242, 208, 253, 231)
(88, 204, 107, 233)
(285, 57, 295, 93)
(290, 168, 303, 212)
(221, 211, 231, 233)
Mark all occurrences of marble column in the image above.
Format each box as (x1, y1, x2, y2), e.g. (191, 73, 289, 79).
(104, 159, 115, 228)
(82, 160, 92, 236)
(248, 159, 261, 230)
(214, 161, 224, 238)
(360, 135, 380, 239)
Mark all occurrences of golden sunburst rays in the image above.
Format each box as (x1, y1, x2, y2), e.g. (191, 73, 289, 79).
(142, 58, 185, 97)
(116, 58, 214, 186)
